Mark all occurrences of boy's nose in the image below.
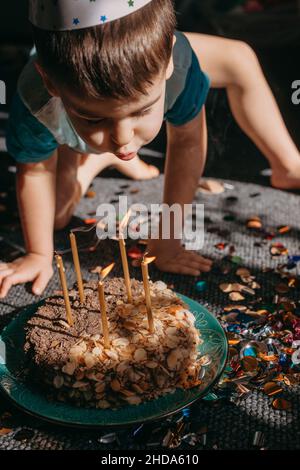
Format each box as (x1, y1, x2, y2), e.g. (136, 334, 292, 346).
(111, 121, 134, 148)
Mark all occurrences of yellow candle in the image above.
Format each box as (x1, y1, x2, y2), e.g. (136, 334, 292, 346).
(55, 254, 74, 326)
(118, 234, 132, 303)
(141, 261, 154, 333)
(69, 232, 85, 303)
(98, 281, 110, 349)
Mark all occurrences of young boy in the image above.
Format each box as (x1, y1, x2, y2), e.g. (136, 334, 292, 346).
(1, 0, 300, 298)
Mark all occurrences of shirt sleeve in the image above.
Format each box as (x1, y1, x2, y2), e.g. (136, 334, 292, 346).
(164, 50, 211, 127)
(5, 92, 59, 163)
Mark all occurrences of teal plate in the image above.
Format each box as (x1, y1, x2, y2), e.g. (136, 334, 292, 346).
(0, 294, 228, 428)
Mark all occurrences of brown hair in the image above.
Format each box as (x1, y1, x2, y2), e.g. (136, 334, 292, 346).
(32, 0, 176, 100)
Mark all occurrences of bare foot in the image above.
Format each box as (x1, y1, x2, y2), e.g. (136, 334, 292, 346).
(271, 163, 300, 190)
(55, 150, 160, 229)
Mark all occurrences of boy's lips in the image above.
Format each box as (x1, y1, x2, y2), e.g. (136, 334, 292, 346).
(116, 152, 137, 161)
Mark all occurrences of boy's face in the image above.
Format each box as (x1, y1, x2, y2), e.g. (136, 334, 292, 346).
(61, 74, 167, 160)
(39, 61, 173, 161)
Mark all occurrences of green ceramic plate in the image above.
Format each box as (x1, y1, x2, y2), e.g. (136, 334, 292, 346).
(0, 294, 228, 428)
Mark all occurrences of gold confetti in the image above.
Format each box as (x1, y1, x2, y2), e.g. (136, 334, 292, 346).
(0, 427, 13, 436)
(263, 382, 283, 396)
(85, 190, 96, 199)
(241, 356, 259, 372)
(229, 292, 245, 301)
(272, 398, 292, 411)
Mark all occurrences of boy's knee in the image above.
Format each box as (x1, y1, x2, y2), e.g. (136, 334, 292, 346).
(228, 40, 260, 85)
(232, 40, 258, 66)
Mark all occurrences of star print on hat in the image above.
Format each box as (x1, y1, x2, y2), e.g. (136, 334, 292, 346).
(29, 0, 153, 31)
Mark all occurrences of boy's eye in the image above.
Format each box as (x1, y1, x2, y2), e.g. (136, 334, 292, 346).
(135, 107, 152, 117)
(82, 107, 152, 125)
(85, 118, 106, 126)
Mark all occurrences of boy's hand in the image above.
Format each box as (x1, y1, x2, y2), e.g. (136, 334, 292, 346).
(148, 239, 212, 276)
(0, 253, 54, 298)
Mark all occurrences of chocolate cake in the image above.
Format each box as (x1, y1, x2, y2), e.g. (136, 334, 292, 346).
(24, 278, 203, 408)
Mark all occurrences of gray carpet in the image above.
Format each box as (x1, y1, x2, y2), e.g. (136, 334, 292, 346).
(0, 176, 300, 450)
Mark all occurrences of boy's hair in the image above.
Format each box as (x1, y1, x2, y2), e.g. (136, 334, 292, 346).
(32, 0, 176, 100)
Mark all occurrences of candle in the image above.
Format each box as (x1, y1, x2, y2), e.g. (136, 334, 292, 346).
(118, 209, 132, 303)
(55, 254, 74, 326)
(98, 262, 115, 349)
(98, 281, 110, 349)
(119, 234, 132, 303)
(69, 232, 85, 303)
(141, 255, 156, 333)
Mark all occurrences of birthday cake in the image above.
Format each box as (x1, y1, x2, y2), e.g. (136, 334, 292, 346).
(24, 278, 203, 408)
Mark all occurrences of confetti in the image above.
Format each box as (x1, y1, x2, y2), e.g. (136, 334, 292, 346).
(99, 433, 118, 444)
(275, 283, 289, 294)
(277, 225, 291, 234)
(229, 292, 245, 302)
(213, 246, 300, 415)
(288, 255, 300, 263)
(0, 428, 12, 436)
(225, 196, 238, 204)
(241, 356, 259, 372)
(272, 398, 292, 411)
(231, 256, 244, 264)
(130, 187, 140, 194)
(236, 267, 251, 277)
(247, 216, 262, 229)
(263, 382, 283, 396)
(223, 183, 235, 190)
(260, 168, 272, 177)
(270, 243, 289, 257)
(195, 281, 207, 293)
(252, 431, 265, 447)
(84, 218, 97, 225)
(85, 190, 96, 199)
(223, 214, 236, 222)
(215, 242, 227, 251)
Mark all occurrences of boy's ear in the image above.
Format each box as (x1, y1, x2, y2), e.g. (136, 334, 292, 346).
(34, 61, 60, 98)
(165, 34, 177, 80)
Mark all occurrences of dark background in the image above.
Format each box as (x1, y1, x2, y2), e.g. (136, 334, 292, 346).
(0, 0, 300, 185)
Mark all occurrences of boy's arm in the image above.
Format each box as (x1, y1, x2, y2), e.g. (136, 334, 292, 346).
(148, 108, 212, 275)
(0, 151, 57, 297)
(17, 151, 57, 258)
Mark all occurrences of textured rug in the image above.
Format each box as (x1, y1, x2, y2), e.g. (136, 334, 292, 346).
(0, 176, 300, 450)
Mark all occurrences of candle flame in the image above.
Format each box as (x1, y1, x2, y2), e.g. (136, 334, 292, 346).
(100, 262, 115, 281)
(119, 209, 132, 236)
(143, 255, 156, 265)
(54, 252, 62, 263)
